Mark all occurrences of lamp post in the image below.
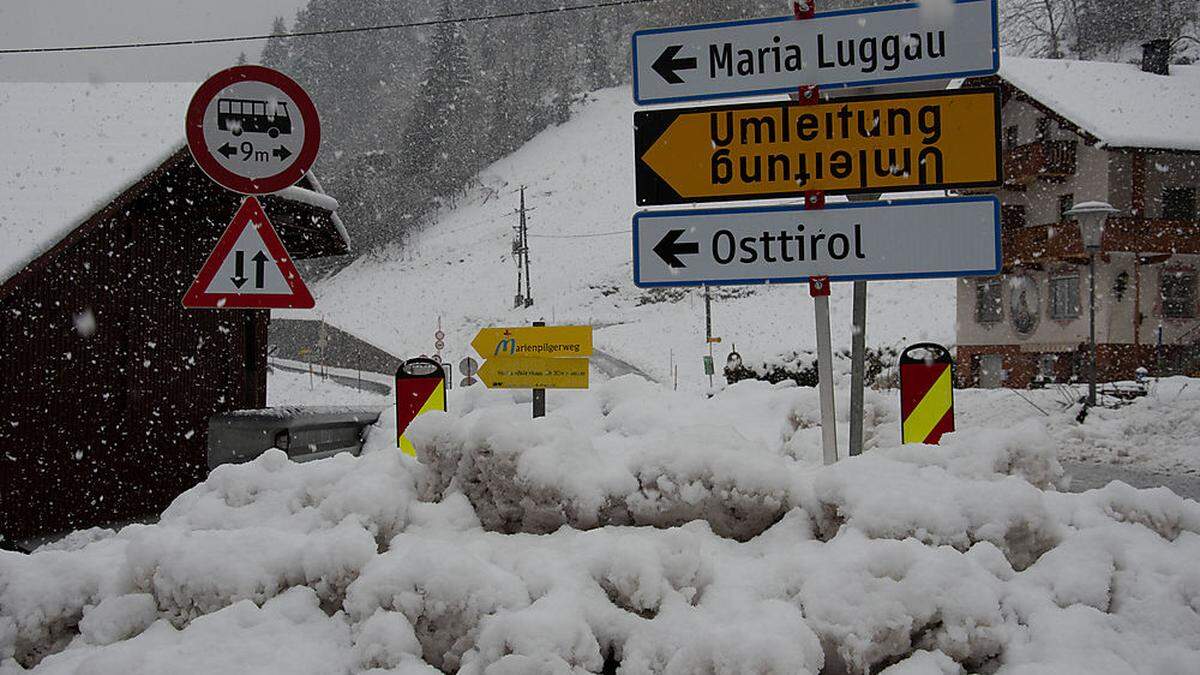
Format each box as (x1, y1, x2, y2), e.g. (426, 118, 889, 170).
(1065, 201, 1118, 408)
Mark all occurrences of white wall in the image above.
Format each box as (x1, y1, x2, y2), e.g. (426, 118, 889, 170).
(994, 97, 1109, 226)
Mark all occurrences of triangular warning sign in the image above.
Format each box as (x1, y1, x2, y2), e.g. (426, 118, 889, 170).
(183, 196, 315, 309)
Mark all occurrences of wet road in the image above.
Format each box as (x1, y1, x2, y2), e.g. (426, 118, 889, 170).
(1062, 461, 1200, 501)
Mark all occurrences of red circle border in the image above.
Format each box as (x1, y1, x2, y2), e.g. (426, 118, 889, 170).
(185, 65, 321, 195)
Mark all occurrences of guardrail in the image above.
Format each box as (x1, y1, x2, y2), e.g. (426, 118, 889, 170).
(207, 406, 384, 470)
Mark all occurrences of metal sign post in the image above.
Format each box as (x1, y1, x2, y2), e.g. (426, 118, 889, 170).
(532, 321, 547, 418)
(849, 279, 867, 456)
(810, 276, 838, 464)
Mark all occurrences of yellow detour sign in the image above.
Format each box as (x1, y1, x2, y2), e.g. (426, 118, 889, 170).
(635, 88, 1001, 206)
(478, 357, 590, 390)
(899, 343, 955, 445)
(471, 325, 593, 359)
(395, 358, 447, 457)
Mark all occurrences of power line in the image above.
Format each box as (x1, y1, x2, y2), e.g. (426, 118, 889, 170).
(528, 230, 628, 239)
(0, 0, 665, 55)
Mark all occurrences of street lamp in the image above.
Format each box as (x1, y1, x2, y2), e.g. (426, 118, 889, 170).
(1065, 201, 1118, 408)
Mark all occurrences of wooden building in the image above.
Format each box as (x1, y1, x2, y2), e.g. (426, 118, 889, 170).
(956, 44, 1200, 388)
(0, 84, 349, 546)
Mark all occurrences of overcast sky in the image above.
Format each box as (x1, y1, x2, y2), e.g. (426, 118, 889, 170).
(0, 0, 311, 82)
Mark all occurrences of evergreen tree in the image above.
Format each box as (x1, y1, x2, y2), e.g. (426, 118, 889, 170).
(260, 17, 290, 68)
(399, 1, 475, 205)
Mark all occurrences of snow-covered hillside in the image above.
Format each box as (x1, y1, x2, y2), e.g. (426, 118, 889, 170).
(296, 87, 955, 387)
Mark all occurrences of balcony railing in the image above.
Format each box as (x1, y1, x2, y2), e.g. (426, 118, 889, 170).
(1004, 140, 1077, 186)
(1003, 217, 1200, 267)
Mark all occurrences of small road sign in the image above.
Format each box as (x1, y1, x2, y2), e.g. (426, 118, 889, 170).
(459, 357, 480, 386)
(183, 197, 315, 308)
(634, 88, 1000, 206)
(186, 65, 321, 195)
(899, 343, 955, 444)
(396, 357, 447, 456)
(471, 326, 593, 359)
(478, 357, 590, 390)
(632, 0, 998, 105)
(633, 195, 999, 288)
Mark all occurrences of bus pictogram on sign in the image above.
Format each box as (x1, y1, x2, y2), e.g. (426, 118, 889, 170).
(186, 65, 321, 195)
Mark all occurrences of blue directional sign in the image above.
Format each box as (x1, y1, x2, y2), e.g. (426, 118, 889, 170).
(632, 0, 999, 105)
(632, 195, 1001, 288)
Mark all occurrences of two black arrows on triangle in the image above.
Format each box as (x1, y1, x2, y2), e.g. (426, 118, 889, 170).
(231, 250, 270, 289)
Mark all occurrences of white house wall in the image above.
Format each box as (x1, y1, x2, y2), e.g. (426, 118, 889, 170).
(958, 252, 1200, 349)
(997, 97, 1110, 226)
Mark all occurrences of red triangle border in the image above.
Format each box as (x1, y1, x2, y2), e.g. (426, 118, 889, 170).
(182, 196, 315, 309)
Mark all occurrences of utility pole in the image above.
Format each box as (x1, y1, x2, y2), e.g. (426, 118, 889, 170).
(521, 187, 533, 308)
(513, 197, 524, 309)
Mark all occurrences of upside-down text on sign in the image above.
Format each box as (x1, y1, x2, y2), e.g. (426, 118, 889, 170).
(634, 88, 1001, 206)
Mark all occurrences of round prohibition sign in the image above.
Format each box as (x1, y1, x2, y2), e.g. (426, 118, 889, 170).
(186, 65, 321, 195)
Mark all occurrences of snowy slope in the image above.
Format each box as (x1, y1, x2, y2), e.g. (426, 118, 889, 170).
(297, 87, 956, 388)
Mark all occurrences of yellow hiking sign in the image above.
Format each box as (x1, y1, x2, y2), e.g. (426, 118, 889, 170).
(471, 325, 593, 359)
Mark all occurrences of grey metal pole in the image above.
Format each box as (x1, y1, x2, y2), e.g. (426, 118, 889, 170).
(849, 280, 867, 455)
(814, 293, 839, 465)
(704, 285, 713, 388)
(1088, 253, 1098, 407)
(533, 320, 546, 418)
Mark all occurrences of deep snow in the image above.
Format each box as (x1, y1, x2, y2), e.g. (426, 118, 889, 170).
(4, 377, 1200, 674)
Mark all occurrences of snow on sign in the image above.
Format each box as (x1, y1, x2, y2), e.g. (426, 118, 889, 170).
(186, 65, 320, 194)
(631, 0, 998, 105)
(182, 197, 315, 309)
(632, 195, 1000, 288)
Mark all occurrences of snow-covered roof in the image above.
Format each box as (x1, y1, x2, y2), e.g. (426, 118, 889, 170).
(998, 56, 1200, 152)
(0, 82, 198, 284)
(0, 83, 350, 287)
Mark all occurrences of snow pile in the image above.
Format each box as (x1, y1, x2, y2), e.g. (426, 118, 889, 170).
(4, 378, 1200, 674)
(942, 378, 1200, 476)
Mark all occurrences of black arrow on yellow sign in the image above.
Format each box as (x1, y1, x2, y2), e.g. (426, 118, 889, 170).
(634, 88, 1003, 207)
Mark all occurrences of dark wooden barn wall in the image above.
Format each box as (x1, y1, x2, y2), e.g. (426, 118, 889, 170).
(0, 162, 269, 544)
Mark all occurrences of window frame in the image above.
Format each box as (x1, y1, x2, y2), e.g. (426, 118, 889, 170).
(1048, 272, 1081, 320)
(1162, 268, 1197, 319)
(1162, 186, 1196, 221)
(1004, 125, 1019, 150)
(1035, 117, 1053, 141)
(975, 278, 1004, 324)
(1058, 194, 1075, 221)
